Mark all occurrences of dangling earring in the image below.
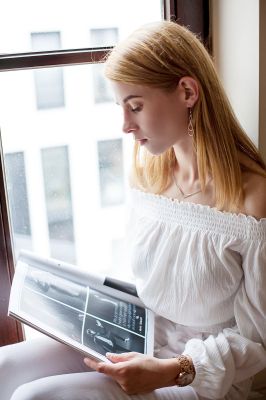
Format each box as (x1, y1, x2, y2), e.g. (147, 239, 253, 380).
(188, 108, 194, 137)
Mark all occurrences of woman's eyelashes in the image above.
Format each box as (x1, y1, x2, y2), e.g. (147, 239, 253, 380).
(130, 104, 143, 113)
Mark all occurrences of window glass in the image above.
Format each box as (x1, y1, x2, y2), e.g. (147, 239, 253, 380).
(4, 152, 32, 252)
(0, 0, 162, 54)
(41, 146, 75, 263)
(31, 32, 65, 109)
(90, 28, 119, 103)
(0, 0, 163, 341)
(98, 139, 125, 207)
(0, 64, 132, 279)
(0, 0, 162, 276)
(90, 28, 119, 47)
(31, 31, 61, 51)
(34, 68, 65, 109)
(92, 63, 114, 103)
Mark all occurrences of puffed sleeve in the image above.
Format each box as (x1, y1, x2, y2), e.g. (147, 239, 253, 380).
(183, 232, 266, 399)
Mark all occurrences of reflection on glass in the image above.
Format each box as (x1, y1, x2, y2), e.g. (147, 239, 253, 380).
(41, 146, 76, 262)
(97, 139, 125, 207)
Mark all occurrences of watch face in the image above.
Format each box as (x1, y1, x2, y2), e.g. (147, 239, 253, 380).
(177, 372, 194, 387)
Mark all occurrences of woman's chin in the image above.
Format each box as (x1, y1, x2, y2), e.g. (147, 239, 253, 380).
(145, 143, 168, 156)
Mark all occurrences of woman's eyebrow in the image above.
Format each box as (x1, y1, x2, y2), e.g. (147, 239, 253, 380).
(123, 94, 143, 103)
(115, 94, 143, 105)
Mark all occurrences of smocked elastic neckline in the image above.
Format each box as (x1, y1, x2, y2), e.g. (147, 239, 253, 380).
(131, 188, 266, 240)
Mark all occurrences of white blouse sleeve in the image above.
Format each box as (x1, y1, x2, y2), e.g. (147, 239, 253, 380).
(184, 238, 266, 399)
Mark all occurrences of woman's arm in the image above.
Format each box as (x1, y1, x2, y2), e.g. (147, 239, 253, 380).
(84, 352, 192, 395)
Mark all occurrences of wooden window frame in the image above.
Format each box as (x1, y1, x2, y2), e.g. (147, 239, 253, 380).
(0, 0, 210, 346)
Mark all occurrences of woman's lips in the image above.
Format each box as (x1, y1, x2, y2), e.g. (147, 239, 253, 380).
(136, 138, 147, 145)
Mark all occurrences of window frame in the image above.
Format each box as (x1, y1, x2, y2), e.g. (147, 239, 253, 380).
(0, 136, 24, 344)
(0, 0, 209, 346)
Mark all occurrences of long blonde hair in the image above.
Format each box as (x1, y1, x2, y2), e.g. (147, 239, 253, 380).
(104, 21, 266, 211)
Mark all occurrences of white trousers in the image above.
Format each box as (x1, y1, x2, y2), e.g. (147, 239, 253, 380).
(0, 336, 199, 400)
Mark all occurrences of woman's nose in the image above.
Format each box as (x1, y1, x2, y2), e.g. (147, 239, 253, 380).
(122, 111, 137, 134)
(123, 124, 136, 134)
(122, 119, 130, 134)
(122, 122, 138, 134)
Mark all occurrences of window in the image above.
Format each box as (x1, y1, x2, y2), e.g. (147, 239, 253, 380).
(31, 32, 61, 52)
(4, 152, 32, 252)
(92, 63, 114, 103)
(0, 64, 130, 277)
(97, 139, 125, 207)
(90, 28, 118, 103)
(0, 0, 178, 345)
(31, 32, 65, 109)
(41, 146, 75, 263)
(90, 28, 118, 47)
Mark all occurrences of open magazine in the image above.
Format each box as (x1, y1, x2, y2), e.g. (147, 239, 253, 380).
(8, 250, 154, 363)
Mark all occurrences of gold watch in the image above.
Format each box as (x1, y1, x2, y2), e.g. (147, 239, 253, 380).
(174, 355, 196, 387)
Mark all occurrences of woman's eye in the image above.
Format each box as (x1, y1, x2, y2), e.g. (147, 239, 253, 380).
(131, 105, 142, 113)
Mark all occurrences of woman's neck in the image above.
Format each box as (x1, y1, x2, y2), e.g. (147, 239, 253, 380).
(173, 142, 199, 185)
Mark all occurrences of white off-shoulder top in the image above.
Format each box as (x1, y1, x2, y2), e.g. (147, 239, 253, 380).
(128, 189, 266, 400)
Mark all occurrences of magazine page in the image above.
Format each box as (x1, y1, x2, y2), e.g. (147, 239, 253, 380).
(9, 253, 154, 362)
(18, 250, 140, 305)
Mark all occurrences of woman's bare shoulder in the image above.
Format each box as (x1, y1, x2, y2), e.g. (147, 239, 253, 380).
(242, 172, 266, 219)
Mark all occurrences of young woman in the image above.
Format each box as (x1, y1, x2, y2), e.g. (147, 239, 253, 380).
(1, 20, 266, 400)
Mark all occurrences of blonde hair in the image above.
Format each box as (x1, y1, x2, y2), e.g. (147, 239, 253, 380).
(104, 21, 266, 211)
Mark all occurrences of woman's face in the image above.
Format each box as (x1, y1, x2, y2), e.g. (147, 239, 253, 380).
(111, 81, 189, 155)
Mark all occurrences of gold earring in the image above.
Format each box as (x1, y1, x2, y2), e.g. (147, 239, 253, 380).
(188, 108, 194, 137)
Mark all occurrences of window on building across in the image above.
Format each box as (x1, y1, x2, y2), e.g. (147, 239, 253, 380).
(97, 139, 125, 207)
(90, 28, 118, 103)
(4, 152, 32, 252)
(41, 146, 76, 263)
(5, 152, 31, 236)
(31, 32, 65, 109)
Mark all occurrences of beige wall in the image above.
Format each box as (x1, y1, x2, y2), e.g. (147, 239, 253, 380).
(259, 0, 266, 162)
(212, 0, 259, 147)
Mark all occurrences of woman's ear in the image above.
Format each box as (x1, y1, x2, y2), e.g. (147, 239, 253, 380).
(179, 76, 199, 108)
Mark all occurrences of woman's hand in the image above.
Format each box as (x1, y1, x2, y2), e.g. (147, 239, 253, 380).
(84, 352, 180, 395)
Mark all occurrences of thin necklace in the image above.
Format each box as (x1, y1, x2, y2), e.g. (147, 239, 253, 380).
(172, 172, 203, 200)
